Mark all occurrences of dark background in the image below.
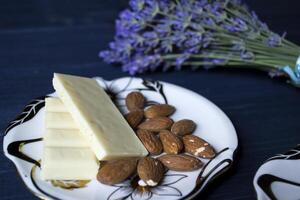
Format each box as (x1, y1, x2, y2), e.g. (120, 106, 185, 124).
(1, 0, 300, 199)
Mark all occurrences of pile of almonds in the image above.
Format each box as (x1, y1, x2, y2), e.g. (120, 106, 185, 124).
(97, 92, 216, 187)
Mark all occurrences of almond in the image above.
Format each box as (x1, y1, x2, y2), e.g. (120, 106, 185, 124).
(137, 157, 165, 186)
(183, 135, 216, 159)
(125, 92, 145, 111)
(97, 158, 138, 185)
(137, 129, 163, 155)
(159, 130, 183, 154)
(171, 119, 196, 136)
(158, 154, 203, 171)
(138, 117, 173, 132)
(125, 110, 144, 129)
(144, 104, 176, 118)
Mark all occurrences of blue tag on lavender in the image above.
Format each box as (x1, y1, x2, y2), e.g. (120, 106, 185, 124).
(282, 56, 300, 87)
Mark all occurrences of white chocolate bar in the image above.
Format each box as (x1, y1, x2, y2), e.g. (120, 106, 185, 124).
(53, 73, 148, 160)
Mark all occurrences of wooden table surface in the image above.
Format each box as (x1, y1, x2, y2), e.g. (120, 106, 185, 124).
(1, 0, 300, 199)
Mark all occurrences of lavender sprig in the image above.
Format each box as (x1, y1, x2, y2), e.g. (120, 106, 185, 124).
(100, 0, 300, 87)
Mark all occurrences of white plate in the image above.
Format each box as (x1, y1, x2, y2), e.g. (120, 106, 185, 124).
(3, 77, 238, 200)
(254, 145, 300, 200)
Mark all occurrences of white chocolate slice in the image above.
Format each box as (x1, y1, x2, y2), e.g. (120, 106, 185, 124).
(45, 97, 68, 112)
(41, 147, 99, 180)
(45, 112, 77, 129)
(53, 73, 148, 160)
(44, 129, 89, 147)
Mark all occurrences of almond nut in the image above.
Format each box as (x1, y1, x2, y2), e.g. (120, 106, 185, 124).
(137, 157, 165, 186)
(144, 104, 175, 118)
(138, 117, 173, 132)
(159, 130, 183, 154)
(158, 154, 202, 171)
(97, 158, 138, 185)
(125, 110, 144, 129)
(171, 119, 196, 136)
(125, 92, 145, 111)
(183, 135, 216, 159)
(137, 129, 163, 155)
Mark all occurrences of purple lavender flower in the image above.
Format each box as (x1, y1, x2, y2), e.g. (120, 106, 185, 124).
(201, 58, 226, 69)
(110, 39, 132, 58)
(100, 0, 300, 88)
(115, 20, 130, 37)
(266, 34, 283, 47)
(183, 31, 203, 53)
(128, 33, 144, 47)
(143, 31, 159, 47)
(160, 39, 173, 53)
(155, 23, 171, 36)
(99, 51, 118, 63)
(232, 40, 246, 51)
(202, 33, 213, 48)
(190, 22, 205, 32)
(212, 58, 227, 65)
(115, 10, 145, 37)
(139, 0, 159, 20)
(158, 0, 176, 13)
(184, 31, 202, 47)
(192, 1, 204, 18)
(176, 53, 190, 69)
(194, 0, 208, 8)
(172, 12, 192, 31)
(202, 17, 216, 27)
(223, 17, 248, 32)
(241, 50, 254, 60)
(171, 31, 187, 47)
(129, 0, 145, 11)
(123, 54, 162, 75)
(205, 3, 226, 23)
(119, 9, 135, 21)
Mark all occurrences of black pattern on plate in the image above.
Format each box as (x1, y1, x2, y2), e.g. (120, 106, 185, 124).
(98, 77, 168, 107)
(7, 138, 42, 167)
(4, 96, 46, 135)
(106, 174, 187, 200)
(257, 174, 300, 200)
(184, 147, 232, 200)
(266, 144, 300, 162)
(140, 79, 168, 104)
(101, 77, 134, 107)
(256, 144, 300, 200)
(30, 165, 62, 200)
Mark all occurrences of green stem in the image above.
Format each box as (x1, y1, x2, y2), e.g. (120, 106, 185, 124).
(214, 33, 300, 57)
(162, 53, 294, 71)
(212, 45, 296, 59)
(171, 60, 277, 72)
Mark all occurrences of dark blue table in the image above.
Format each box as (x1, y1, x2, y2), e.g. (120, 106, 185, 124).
(1, 1, 300, 199)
